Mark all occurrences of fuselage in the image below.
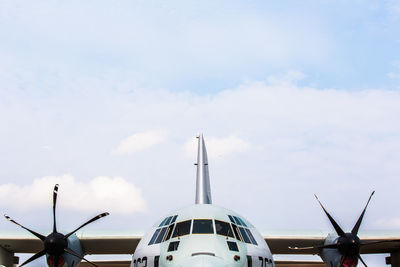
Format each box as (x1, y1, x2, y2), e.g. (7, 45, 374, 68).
(132, 204, 274, 267)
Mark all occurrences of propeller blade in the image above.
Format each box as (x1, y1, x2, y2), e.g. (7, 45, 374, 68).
(4, 215, 45, 241)
(339, 257, 345, 267)
(54, 255, 59, 267)
(64, 248, 98, 267)
(314, 195, 346, 237)
(352, 191, 375, 235)
(65, 212, 109, 238)
(53, 184, 59, 233)
(358, 255, 368, 267)
(19, 249, 46, 267)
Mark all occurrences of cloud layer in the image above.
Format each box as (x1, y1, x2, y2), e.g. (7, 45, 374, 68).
(113, 131, 168, 155)
(2, 78, 399, 230)
(2, 1, 400, 266)
(0, 175, 146, 215)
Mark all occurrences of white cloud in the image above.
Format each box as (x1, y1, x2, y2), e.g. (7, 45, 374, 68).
(1, 73, 400, 233)
(112, 131, 168, 155)
(0, 175, 146, 215)
(184, 135, 251, 159)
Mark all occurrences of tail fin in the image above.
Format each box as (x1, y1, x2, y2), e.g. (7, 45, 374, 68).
(195, 134, 212, 204)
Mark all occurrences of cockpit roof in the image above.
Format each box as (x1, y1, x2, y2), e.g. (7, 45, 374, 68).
(153, 204, 254, 228)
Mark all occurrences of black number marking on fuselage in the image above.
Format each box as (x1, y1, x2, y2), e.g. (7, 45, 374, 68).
(258, 256, 272, 266)
(133, 256, 148, 267)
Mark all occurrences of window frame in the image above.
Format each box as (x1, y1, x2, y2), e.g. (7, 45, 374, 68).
(238, 227, 251, 244)
(170, 215, 178, 224)
(158, 217, 168, 227)
(231, 224, 242, 241)
(232, 216, 242, 226)
(192, 219, 214, 234)
(245, 228, 258, 245)
(154, 227, 168, 244)
(227, 241, 239, 252)
(164, 216, 173, 225)
(167, 241, 180, 252)
(148, 228, 161, 245)
(164, 223, 175, 241)
(237, 217, 248, 227)
(172, 220, 192, 238)
(215, 220, 234, 238)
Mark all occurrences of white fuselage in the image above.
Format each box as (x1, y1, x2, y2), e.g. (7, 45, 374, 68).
(132, 204, 274, 267)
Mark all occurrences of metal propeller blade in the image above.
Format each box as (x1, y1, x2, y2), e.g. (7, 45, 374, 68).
(4, 215, 45, 241)
(54, 255, 59, 267)
(65, 212, 110, 239)
(339, 256, 345, 267)
(53, 184, 59, 233)
(19, 249, 46, 267)
(352, 191, 375, 235)
(358, 255, 368, 267)
(5, 184, 109, 267)
(314, 195, 346, 237)
(64, 248, 98, 267)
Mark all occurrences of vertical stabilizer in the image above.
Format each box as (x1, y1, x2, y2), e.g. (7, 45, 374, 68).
(195, 134, 212, 204)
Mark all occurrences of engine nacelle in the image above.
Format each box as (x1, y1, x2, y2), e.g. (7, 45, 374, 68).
(320, 234, 358, 267)
(46, 234, 84, 267)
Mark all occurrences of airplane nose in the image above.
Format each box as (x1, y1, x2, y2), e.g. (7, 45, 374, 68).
(178, 255, 228, 267)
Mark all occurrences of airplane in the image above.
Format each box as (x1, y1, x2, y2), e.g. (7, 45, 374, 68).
(1, 134, 400, 267)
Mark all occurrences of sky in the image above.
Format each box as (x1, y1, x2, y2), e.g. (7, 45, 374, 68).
(1, 0, 400, 266)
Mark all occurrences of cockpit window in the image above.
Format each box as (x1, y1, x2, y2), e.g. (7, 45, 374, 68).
(231, 224, 242, 241)
(164, 224, 175, 241)
(227, 241, 239, 252)
(215, 220, 234, 237)
(172, 220, 191, 237)
(164, 216, 173, 225)
(168, 241, 180, 252)
(155, 227, 168, 244)
(237, 217, 247, 227)
(158, 216, 172, 227)
(232, 216, 242, 226)
(159, 215, 177, 227)
(228, 215, 235, 224)
(170, 215, 178, 224)
(245, 228, 258, 245)
(192, 219, 214, 234)
(159, 217, 169, 227)
(238, 227, 251, 244)
(148, 228, 161, 245)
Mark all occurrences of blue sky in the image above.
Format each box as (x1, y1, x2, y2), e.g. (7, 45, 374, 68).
(1, 0, 400, 92)
(1, 1, 400, 266)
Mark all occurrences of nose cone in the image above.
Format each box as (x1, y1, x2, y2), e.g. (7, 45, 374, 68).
(178, 255, 228, 267)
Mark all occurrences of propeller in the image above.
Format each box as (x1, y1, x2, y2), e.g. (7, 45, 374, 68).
(4, 184, 109, 267)
(314, 191, 375, 267)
